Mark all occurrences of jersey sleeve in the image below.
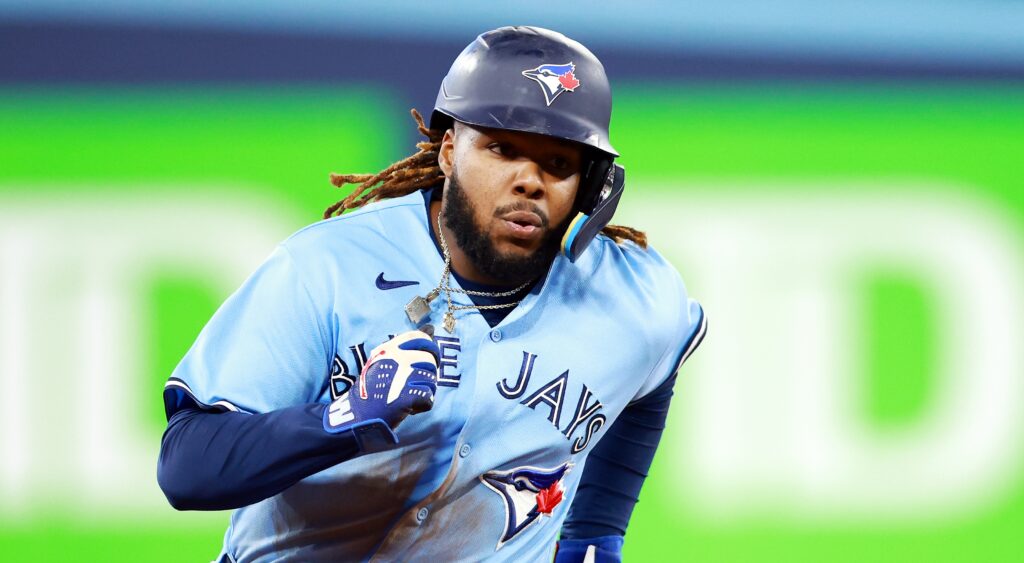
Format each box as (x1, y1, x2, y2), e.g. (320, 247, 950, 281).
(163, 243, 332, 417)
(632, 279, 707, 402)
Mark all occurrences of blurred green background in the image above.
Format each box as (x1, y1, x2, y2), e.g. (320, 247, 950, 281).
(2, 2, 1023, 561)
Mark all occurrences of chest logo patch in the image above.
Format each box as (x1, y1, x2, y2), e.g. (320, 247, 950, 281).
(481, 462, 572, 549)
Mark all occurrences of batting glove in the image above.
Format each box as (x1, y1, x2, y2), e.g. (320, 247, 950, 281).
(323, 330, 439, 452)
(555, 536, 624, 563)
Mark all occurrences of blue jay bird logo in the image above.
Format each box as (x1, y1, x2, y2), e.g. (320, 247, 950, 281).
(481, 462, 572, 549)
(521, 63, 581, 106)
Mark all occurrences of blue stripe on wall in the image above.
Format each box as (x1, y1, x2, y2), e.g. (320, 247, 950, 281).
(2, 1, 1023, 67)
(4, 23, 1021, 115)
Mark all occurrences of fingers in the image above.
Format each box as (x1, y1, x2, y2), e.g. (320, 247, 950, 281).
(405, 381, 435, 415)
(397, 335, 440, 362)
(403, 360, 437, 415)
(386, 358, 435, 404)
(371, 331, 441, 365)
(364, 330, 441, 418)
(402, 350, 438, 369)
(392, 329, 433, 344)
(407, 364, 437, 393)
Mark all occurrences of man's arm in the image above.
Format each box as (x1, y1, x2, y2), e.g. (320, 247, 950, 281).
(558, 296, 705, 561)
(556, 373, 676, 563)
(158, 330, 439, 511)
(158, 403, 370, 511)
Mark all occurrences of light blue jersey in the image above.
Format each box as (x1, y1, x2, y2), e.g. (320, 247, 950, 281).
(166, 190, 705, 562)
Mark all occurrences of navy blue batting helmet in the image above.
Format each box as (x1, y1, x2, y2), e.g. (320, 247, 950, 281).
(431, 26, 626, 262)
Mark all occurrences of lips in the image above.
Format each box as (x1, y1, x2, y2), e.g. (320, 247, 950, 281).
(499, 210, 545, 240)
(501, 210, 543, 228)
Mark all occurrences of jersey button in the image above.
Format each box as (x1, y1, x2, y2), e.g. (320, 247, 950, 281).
(489, 329, 502, 342)
(459, 444, 471, 458)
(416, 507, 429, 523)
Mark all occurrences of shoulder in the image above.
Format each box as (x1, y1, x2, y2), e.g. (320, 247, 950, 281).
(582, 236, 706, 396)
(583, 234, 691, 311)
(577, 234, 704, 352)
(279, 191, 428, 265)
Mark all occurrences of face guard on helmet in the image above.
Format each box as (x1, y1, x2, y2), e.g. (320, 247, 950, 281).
(430, 26, 625, 262)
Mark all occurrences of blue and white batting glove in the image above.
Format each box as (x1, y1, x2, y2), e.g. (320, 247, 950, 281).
(323, 330, 439, 452)
(554, 536, 624, 563)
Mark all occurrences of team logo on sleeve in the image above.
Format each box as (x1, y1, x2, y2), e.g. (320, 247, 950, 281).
(521, 63, 580, 106)
(481, 462, 572, 549)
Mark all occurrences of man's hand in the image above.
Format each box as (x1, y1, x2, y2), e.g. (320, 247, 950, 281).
(555, 536, 623, 563)
(323, 330, 439, 448)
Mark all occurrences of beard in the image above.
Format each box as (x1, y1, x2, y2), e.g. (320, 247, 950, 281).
(442, 171, 570, 285)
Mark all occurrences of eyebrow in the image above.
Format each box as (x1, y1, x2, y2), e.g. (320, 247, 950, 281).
(484, 132, 580, 156)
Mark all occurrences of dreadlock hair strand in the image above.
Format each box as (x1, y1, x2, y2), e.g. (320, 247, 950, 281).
(599, 224, 648, 248)
(324, 108, 647, 248)
(324, 109, 444, 220)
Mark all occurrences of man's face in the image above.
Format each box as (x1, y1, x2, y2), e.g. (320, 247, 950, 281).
(438, 122, 584, 283)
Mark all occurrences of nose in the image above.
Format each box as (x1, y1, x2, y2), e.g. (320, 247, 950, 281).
(510, 159, 546, 200)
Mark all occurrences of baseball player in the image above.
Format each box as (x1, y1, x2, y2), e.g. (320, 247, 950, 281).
(158, 26, 705, 562)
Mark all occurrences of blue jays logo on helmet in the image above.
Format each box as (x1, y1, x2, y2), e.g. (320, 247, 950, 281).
(521, 63, 581, 106)
(480, 462, 572, 549)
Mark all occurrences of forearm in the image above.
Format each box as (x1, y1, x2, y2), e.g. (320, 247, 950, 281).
(157, 403, 365, 511)
(560, 374, 676, 544)
(159, 331, 438, 512)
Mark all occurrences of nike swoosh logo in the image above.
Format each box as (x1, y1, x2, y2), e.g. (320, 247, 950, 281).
(376, 273, 420, 290)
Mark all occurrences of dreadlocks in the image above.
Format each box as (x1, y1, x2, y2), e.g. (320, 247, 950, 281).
(325, 109, 647, 248)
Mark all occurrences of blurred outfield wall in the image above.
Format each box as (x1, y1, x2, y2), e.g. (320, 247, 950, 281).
(2, 4, 1024, 562)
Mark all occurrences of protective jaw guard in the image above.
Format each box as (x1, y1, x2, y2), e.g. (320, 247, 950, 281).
(561, 163, 626, 262)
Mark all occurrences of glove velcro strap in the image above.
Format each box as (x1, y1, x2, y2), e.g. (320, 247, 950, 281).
(349, 419, 399, 453)
(322, 396, 399, 453)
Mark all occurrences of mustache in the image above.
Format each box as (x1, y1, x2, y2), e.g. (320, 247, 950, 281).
(492, 202, 550, 229)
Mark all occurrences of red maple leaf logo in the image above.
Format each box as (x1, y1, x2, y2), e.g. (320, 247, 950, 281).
(536, 482, 564, 514)
(558, 71, 580, 92)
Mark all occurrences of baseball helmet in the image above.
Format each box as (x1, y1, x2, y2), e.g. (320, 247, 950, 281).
(431, 26, 626, 262)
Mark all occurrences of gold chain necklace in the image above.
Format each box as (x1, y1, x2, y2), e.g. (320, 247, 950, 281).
(405, 214, 531, 332)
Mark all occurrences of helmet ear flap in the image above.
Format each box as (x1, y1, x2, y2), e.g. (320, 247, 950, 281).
(575, 154, 613, 215)
(561, 163, 626, 262)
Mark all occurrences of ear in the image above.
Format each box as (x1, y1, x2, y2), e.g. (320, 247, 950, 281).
(438, 128, 456, 178)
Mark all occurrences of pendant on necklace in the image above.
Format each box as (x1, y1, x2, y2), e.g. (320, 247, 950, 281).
(405, 288, 439, 324)
(443, 311, 457, 333)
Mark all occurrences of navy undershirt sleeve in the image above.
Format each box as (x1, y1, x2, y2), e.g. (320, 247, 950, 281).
(157, 402, 362, 511)
(560, 372, 677, 539)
